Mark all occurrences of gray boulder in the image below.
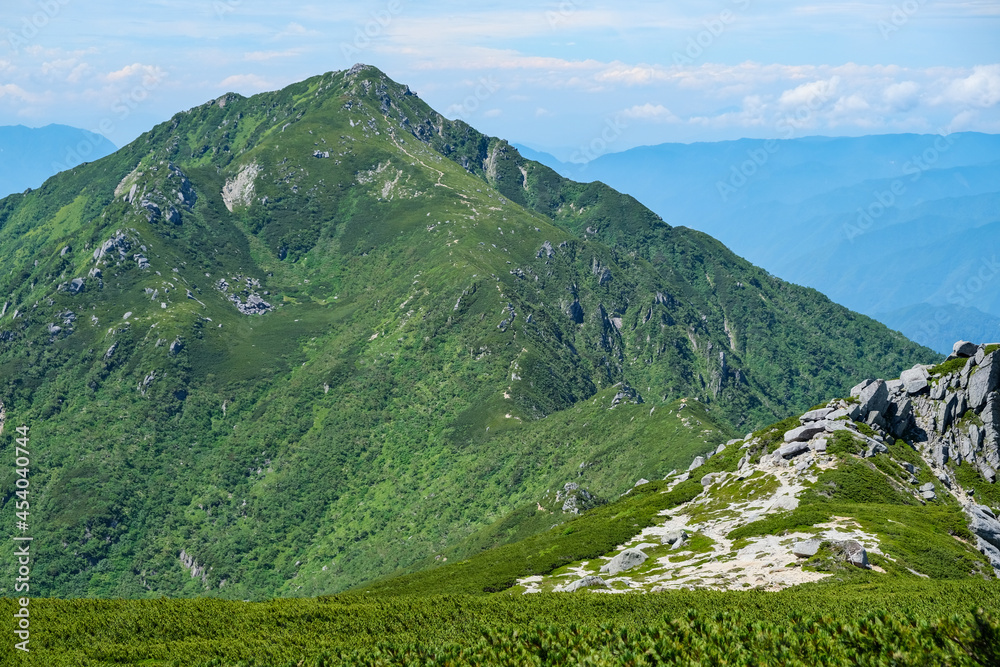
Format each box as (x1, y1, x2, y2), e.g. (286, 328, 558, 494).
(850, 379, 875, 397)
(858, 381, 890, 420)
(937, 394, 958, 434)
(824, 421, 852, 433)
(981, 463, 998, 484)
(978, 538, 1000, 572)
(930, 381, 948, 401)
(953, 340, 979, 358)
(68, 277, 85, 294)
(867, 411, 887, 431)
(600, 548, 648, 576)
(889, 398, 913, 437)
(792, 539, 822, 558)
(801, 407, 834, 422)
(968, 505, 1000, 550)
(701, 472, 722, 487)
(865, 441, 888, 458)
(826, 408, 849, 421)
(778, 442, 810, 459)
(839, 540, 870, 569)
(557, 575, 608, 592)
(688, 456, 705, 471)
(900, 367, 930, 394)
(784, 423, 828, 442)
(661, 530, 688, 546)
(969, 352, 1000, 411)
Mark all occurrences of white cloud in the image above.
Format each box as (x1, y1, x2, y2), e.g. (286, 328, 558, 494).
(483, 108, 502, 118)
(942, 65, 1000, 108)
(778, 77, 840, 109)
(883, 81, 920, 111)
(67, 62, 91, 84)
(106, 63, 166, 87)
(620, 103, 680, 122)
(0, 83, 39, 103)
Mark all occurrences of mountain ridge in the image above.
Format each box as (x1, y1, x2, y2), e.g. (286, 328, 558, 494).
(0, 64, 937, 599)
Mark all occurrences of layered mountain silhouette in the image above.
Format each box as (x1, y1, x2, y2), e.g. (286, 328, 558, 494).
(0, 124, 117, 198)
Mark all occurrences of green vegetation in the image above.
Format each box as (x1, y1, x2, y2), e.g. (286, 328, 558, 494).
(726, 432, 989, 580)
(0, 65, 938, 599)
(359, 479, 703, 596)
(930, 356, 970, 376)
(3, 581, 997, 666)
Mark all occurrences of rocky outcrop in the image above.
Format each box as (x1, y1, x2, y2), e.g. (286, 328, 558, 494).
(969, 505, 1000, 570)
(555, 575, 607, 593)
(567, 299, 584, 324)
(222, 162, 261, 212)
(555, 482, 597, 514)
(600, 547, 648, 576)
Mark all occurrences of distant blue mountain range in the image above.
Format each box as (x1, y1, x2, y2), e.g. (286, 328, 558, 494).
(515, 133, 1000, 354)
(0, 124, 117, 198)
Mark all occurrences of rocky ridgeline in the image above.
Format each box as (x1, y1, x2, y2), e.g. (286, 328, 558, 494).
(525, 341, 1000, 595)
(711, 339, 1000, 573)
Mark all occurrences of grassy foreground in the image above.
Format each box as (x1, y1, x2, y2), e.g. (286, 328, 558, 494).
(3, 580, 998, 666)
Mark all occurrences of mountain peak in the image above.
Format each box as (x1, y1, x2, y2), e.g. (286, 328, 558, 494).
(0, 68, 939, 599)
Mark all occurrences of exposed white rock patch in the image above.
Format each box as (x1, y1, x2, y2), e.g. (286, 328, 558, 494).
(222, 162, 261, 212)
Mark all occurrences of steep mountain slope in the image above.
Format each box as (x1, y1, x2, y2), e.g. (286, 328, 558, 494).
(533, 134, 1000, 353)
(0, 65, 933, 599)
(366, 341, 1000, 597)
(0, 124, 117, 198)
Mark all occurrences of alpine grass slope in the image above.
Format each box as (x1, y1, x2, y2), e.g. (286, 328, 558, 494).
(365, 341, 1000, 599)
(0, 65, 934, 599)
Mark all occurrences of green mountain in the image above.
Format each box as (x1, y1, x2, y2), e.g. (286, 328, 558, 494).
(525, 134, 1000, 355)
(0, 65, 935, 600)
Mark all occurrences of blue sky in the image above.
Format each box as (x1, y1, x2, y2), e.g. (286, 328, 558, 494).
(1, 0, 999, 158)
